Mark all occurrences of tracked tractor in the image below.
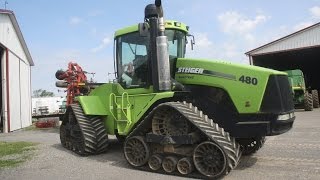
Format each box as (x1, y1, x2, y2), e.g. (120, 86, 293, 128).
(285, 69, 319, 111)
(56, 0, 295, 179)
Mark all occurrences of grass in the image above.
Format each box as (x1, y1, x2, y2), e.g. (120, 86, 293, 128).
(0, 160, 24, 167)
(0, 141, 37, 168)
(23, 124, 37, 131)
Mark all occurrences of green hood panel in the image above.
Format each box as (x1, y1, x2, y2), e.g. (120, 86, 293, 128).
(78, 96, 108, 115)
(175, 58, 286, 113)
(284, 69, 306, 90)
(78, 84, 116, 116)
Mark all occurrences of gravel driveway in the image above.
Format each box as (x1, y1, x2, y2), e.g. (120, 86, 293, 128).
(1, 109, 320, 180)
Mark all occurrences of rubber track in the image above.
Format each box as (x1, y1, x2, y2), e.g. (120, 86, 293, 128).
(70, 104, 108, 155)
(127, 101, 241, 179)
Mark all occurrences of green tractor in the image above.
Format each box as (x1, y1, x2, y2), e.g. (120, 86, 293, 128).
(56, 1, 295, 179)
(285, 69, 319, 111)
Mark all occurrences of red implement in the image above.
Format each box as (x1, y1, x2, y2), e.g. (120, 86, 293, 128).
(55, 62, 88, 105)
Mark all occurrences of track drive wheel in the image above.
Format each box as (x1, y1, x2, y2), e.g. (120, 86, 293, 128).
(312, 90, 319, 108)
(304, 92, 313, 111)
(152, 106, 189, 136)
(193, 141, 227, 178)
(241, 137, 266, 156)
(124, 136, 150, 167)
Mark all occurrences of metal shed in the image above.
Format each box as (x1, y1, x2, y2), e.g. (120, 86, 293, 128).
(0, 9, 34, 133)
(246, 22, 320, 92)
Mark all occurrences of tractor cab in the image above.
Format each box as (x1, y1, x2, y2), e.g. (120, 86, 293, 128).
(114, 21, 189, 88)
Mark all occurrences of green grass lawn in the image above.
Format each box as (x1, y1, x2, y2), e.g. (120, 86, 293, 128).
(0, 141, 37, 168)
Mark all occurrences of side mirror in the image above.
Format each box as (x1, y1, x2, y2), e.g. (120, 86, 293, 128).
(139, 23, 149, 37)
(187, 34, 195, 50)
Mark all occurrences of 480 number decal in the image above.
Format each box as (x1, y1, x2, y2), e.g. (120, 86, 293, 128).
(239, 75, 258, 85)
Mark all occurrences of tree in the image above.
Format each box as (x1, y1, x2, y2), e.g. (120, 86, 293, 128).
(32, 89, 55, 98)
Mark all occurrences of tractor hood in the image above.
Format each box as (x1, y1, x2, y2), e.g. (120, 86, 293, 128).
(174, 58, 289, 113)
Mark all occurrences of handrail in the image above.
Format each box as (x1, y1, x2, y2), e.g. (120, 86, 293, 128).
(121, 92, 132, 125)
(109, 93, 119, 120)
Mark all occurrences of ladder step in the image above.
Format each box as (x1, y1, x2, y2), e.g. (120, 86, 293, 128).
(115, 108, 128, 110)
(116, 120, 127, 122)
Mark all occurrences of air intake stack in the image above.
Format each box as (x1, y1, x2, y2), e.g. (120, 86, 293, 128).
(144, 0, 171, 92)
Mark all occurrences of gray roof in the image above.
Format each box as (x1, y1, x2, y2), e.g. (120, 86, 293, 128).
(246, 22, 320, 56)
(0, 9, 34, 66)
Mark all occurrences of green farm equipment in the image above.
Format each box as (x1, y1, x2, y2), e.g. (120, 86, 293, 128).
(55, 1, 295, 179)
(285, 69, 319, 111)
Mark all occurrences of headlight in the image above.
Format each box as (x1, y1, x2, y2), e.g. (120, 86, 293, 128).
(277, 112, 295, 121)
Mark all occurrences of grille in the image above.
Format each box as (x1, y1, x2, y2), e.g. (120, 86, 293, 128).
(260, 75, 294, 113)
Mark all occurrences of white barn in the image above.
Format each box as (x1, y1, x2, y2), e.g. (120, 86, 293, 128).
(0, 9, 34, 133)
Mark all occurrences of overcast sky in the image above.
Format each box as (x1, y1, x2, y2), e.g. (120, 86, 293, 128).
(5, 0, 320, 96)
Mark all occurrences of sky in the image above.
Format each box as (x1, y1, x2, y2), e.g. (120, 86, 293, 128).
(4, 0, 320, 96)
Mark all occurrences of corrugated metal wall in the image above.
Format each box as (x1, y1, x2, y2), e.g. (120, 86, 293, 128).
(0, 14, 32, 132)
(249, 24, 320, 56)
(8, 52, 20, 131)
(0, 14, 28, 61)
(20, 60, 32, 128)
(8, 51, 32, 131)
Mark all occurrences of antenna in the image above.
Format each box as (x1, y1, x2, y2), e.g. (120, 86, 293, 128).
(4, 0, 8, 9)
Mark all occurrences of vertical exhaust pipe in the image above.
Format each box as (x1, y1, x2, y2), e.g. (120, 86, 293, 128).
(156, 32, 171, 91)
(155, 0, 171, 91)
(144, 0, 171, 92)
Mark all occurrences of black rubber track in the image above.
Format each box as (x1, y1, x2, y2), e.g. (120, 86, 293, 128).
(304, 93, 313, 111)
(61, 104, 109, 155)
(126, 101, 241, 179)
(312, 90, 319, 108)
